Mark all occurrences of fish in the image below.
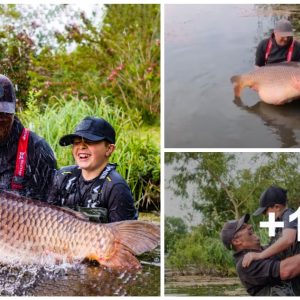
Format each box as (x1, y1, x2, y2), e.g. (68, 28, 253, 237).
(0, 190, 160, 269)
(231, 62, 300, 105)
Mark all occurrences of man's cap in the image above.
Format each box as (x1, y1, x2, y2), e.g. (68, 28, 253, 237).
(0, 75, 16, 114)
(220, 214, 250, 250)
(274, 19, 294, 37)
(59, 116, 116, 146)
(253, 186, 287, 216)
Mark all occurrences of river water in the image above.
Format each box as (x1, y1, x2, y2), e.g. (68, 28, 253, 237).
(0, 251, 160, 296)
(165, 4, 300, 148)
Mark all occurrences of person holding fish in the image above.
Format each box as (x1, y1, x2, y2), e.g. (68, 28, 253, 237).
(48, 116, 138, 223)
(256, 19, 300, 67)
(0, 74, 57, 201)
(231, 20, 300, 105)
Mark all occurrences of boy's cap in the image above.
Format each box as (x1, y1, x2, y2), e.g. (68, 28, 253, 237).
(220, 214, 250, 250)
(0, 75, 16, 114)
(59, 116, 116, 146)
(253, 186, 287, 216)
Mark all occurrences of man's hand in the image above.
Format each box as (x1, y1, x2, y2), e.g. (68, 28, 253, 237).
(291, 74, 300, 91)
(242, 252, 261, 268)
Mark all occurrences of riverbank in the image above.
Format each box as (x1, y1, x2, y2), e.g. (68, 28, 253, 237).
(165, 269, 247, 296)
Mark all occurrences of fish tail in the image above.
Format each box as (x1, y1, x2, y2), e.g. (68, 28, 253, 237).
(99, 221, 160, 269)
(230, 75, 245, 98)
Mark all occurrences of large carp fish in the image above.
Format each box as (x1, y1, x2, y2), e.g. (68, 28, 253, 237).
(231, 62, 300, 105)
(0, 190, 160, 268)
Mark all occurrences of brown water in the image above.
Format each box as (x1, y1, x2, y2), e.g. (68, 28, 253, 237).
(0, 249, 160, 296)
(165, 4, 300, 148)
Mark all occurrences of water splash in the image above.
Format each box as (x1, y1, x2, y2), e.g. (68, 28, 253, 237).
(0, 261, 159, 296)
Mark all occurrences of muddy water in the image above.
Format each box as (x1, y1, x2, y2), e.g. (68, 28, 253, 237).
(165, 4, 300, 148)
(0, 250, 160, 296)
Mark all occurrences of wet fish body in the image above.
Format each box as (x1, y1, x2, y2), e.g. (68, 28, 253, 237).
(0, 191, 160, 268)
(231, 62, 300, 105)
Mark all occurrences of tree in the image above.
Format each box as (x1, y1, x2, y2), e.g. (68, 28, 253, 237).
(165, 216, 188, 254)
(166, 152, 300, 232)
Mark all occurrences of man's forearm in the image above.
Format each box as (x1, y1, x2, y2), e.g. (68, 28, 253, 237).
(280, 253, 300, 280)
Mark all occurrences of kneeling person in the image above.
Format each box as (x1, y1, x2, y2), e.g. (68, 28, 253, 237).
(48, 116, 137, 223)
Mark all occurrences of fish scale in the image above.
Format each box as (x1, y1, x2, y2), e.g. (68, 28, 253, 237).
(0, 190, 160, 268)
(231, 62, 300, 105)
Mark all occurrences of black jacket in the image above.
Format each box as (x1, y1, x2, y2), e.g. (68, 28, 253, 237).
(0, 117, 57, 200)
(256, 34, 300, 66)
(48, 163, 138, 223)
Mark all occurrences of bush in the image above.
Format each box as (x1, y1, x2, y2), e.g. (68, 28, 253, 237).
(166, 225, 236, 276)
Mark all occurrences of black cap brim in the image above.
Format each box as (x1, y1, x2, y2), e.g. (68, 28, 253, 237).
(59, 133, 106, 146)
(252, 207, 267, 217)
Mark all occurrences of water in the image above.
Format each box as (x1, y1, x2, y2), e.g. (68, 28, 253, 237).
(0, 253, 160, 296)
(165, 4, 300, 148)
(165, 284, 247, 296)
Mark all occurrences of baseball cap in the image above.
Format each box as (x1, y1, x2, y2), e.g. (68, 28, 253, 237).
(274, 19, 294, 37)
(59, 116, 116, 146)
(253, 186, 287, 216)
(0, 75, 16, 114)
(220, 214, 250, 250)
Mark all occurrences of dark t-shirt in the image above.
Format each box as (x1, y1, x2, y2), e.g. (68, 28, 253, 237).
(233, 248, 290, 296)
(255, 35, 300, 66)
(271, 208, 299, 259)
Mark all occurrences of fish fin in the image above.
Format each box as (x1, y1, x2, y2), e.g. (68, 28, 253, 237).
(109, 221, 160, 255)
(94, 246, 141, 269)
(96, 221, 159, 269)
(230, 75, 244, 98)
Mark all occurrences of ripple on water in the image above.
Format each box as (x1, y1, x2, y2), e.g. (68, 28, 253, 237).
(0, 261, 160, 296)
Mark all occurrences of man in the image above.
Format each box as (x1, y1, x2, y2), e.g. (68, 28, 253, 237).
(221, 214, 300, 296)
(0, 74, 56, 200)
(255, 19, 300, 67)
(48, 116, 138, 223)
(242, 186, 300, 294)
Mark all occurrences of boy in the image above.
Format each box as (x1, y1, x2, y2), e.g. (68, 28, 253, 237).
(48, 116, 137, 223)
(242, 186, 300, 294)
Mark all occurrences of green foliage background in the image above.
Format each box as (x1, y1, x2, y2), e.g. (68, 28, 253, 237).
(0, 4, 160, 210)
(165, 152, 300, 275)
(0, 4, 160, 124)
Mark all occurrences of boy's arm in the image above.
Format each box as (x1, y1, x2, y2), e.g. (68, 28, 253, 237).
(259, 228, 296, 259)
(242, 229, 296, 268)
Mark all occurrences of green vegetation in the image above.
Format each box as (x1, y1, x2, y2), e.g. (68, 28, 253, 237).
(19, 94, 160, 210)
(165, 153, 300, 275)
(0, 4, 160, 211)
(0, 4, 160, 124)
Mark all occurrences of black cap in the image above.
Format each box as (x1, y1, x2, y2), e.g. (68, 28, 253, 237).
(59, 116, 116, 146)
(253, 186, 287, 216)
(220, 214, 250, 250)
(0, 75, 16, 114)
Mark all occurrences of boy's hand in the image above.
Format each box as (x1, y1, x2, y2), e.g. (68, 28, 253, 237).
(242, 252, 261, 268)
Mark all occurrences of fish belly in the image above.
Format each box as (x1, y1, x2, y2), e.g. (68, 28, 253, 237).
(258, 83, 300, 105)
